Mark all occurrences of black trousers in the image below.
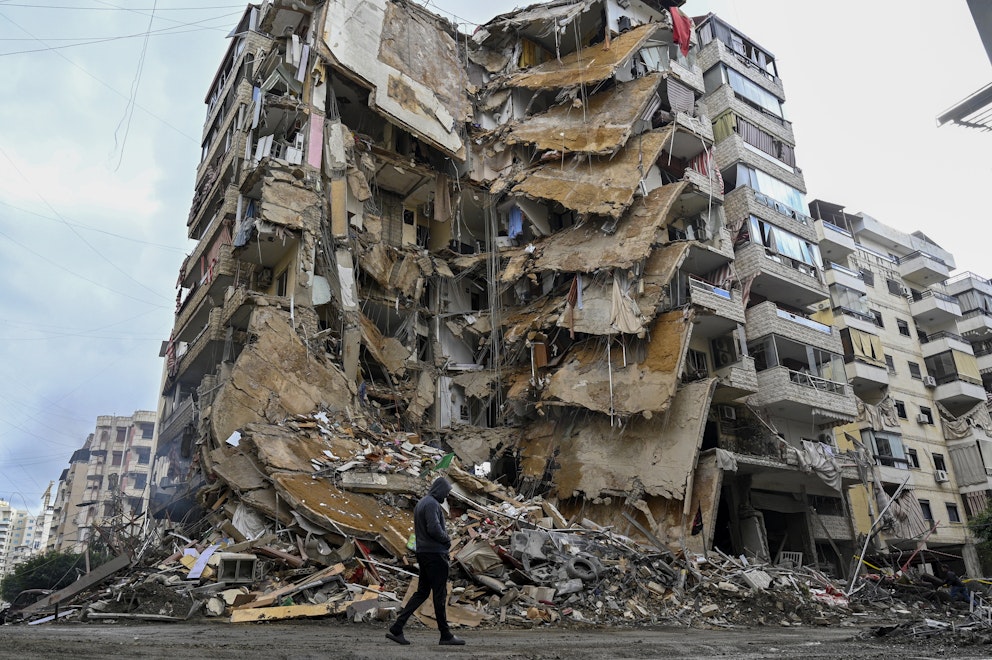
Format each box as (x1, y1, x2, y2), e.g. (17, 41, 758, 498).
(391, 552, 450, 638)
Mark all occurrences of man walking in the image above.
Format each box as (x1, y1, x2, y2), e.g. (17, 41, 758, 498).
(387, 476, 466, 646)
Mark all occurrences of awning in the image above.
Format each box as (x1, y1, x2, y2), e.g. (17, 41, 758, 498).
(811, 407, 856, 427)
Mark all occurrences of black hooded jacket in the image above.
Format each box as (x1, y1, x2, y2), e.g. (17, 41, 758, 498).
(413, 477, 452, 554)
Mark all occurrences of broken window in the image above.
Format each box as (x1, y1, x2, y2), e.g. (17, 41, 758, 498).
(684, 349, 708, 381)
(704, 64, 784, 119)
(894, 400, 907, 419)
(862, 429, 908, 469)
(140, 423, 154, 439)
(134, 447, 151, 465)
(746, 216, 821, 271)
(131, 473, 147, 490)
(276, 269, 289, 297)
(732, 166, 806, 218)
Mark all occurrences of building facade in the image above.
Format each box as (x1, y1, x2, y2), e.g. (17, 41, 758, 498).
(50, 412, 157, 553)
(148, 0, 990, 578)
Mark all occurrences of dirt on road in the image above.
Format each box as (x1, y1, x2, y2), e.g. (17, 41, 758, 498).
(3, 620, 991, 660)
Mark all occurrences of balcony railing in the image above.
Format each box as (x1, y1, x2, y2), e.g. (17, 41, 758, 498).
(835, 306, 879, 326)
(776, 307, 832, 334)
(911, 288, 956, 304)
(897, 250, 948, 267)
(787, 368, 846, 395)
(824, 261, 862, 279)
(918, 330, 967, 345)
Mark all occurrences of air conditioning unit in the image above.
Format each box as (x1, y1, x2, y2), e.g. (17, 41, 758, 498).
(934, 469, 949, 483)
(916, 412, 931, 424)
(922, 375, 937, 388)
(719, 405, 737, 421)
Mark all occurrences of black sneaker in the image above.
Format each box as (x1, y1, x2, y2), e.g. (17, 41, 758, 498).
(439, 636, 465, 645)
(386, 631, 410, 645)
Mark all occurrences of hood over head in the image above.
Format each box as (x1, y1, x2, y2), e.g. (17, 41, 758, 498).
(428, 476, 452, 502)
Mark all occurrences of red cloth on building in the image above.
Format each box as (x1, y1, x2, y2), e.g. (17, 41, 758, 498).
(669, 7, 692, 57)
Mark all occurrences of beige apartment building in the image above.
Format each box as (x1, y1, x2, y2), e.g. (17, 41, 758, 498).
(50, 412, 157, 553)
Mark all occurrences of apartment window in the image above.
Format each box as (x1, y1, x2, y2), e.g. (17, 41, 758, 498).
(887, 279, 905, 296)
(140, 423, 154, 439)
(862, 429, 908, 469)
(134, 447, 151, 465)
(112, 451, 123, 467)
(116, 428, 127, 443)
(946, 503, 962, 524)
(908, 362, 922, 379)
(276, 269, 289, 297)
(920, 407, 934, 425)
(743, 216, 820, 268)
(896, 319, 911, 337)
(685, 349, 709, 381)
(925, 350, 982, 386)
(884, 354, 895, 374)
(906, 448, 920, 469)
(870, 309, 884, 327)
(932, 453, 946, 471)
(894, 400, 907, 419)
(919, 499, 934, 521)
(860, 269, 875, 287)
(131, 473, 147, 490)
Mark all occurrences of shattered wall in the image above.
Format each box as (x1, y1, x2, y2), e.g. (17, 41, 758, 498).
(157, 0, 749, 555)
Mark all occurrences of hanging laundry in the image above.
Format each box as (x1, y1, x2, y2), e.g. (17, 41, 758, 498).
(508, 205, 524, 238)
(669, 7, 692, 57)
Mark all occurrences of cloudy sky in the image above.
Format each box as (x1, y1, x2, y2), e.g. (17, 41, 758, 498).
(0, 0, 988, 514)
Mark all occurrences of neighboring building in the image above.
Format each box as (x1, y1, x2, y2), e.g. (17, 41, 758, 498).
(690, 13, 860, 576)
(50, 412, 157, 553)
(807, 201, 985, 575)
(0, 500, 14, 575)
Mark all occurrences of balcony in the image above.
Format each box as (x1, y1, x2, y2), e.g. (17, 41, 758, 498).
(845, 358, 889, 392)
(173, 245, 237, 342)
(824, 261, 866, 295)
(933, 375, 988, 410)
(909, 288, 961, 328)
(944, 271, 992, 298)
(958, 309, 992, 340)
(726, 186, 816, 243)
(701, 84, 795, 146)
(814, 220, 856, 262)
(682, 167, 724, 202)
(897, 250, 951, 286)
(173, 307, 230, 385)
(734, 242, 828, 308)
(749, 366, 857, 425)
(158, 396, 195, 445)
(744, 301, 840, 353)
(713, 356, 759, 403)
(697, 37, 785, 101)
(920, 331, 974, 360)
(687, 277, 745, 339)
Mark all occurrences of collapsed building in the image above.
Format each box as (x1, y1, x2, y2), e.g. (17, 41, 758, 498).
(150, 0, 954, 580)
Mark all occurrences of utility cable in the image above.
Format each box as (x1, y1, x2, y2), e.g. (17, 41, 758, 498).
(110, 0, 156, 171)
(0, 144, 174, 304)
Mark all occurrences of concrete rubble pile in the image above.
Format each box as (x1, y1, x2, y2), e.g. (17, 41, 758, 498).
(10, 406, 992, 634)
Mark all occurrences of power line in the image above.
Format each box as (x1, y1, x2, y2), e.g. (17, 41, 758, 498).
(0, 199, 188, 252)
(0, 225, 171, 308)
(0, 13, 242, 56)
(0, 144, 174, 304)
(110, 0, 157, 171)
(0, 12, 199, 143)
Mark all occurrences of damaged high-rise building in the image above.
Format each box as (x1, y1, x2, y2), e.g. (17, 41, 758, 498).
(152, 0, 973, 578)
